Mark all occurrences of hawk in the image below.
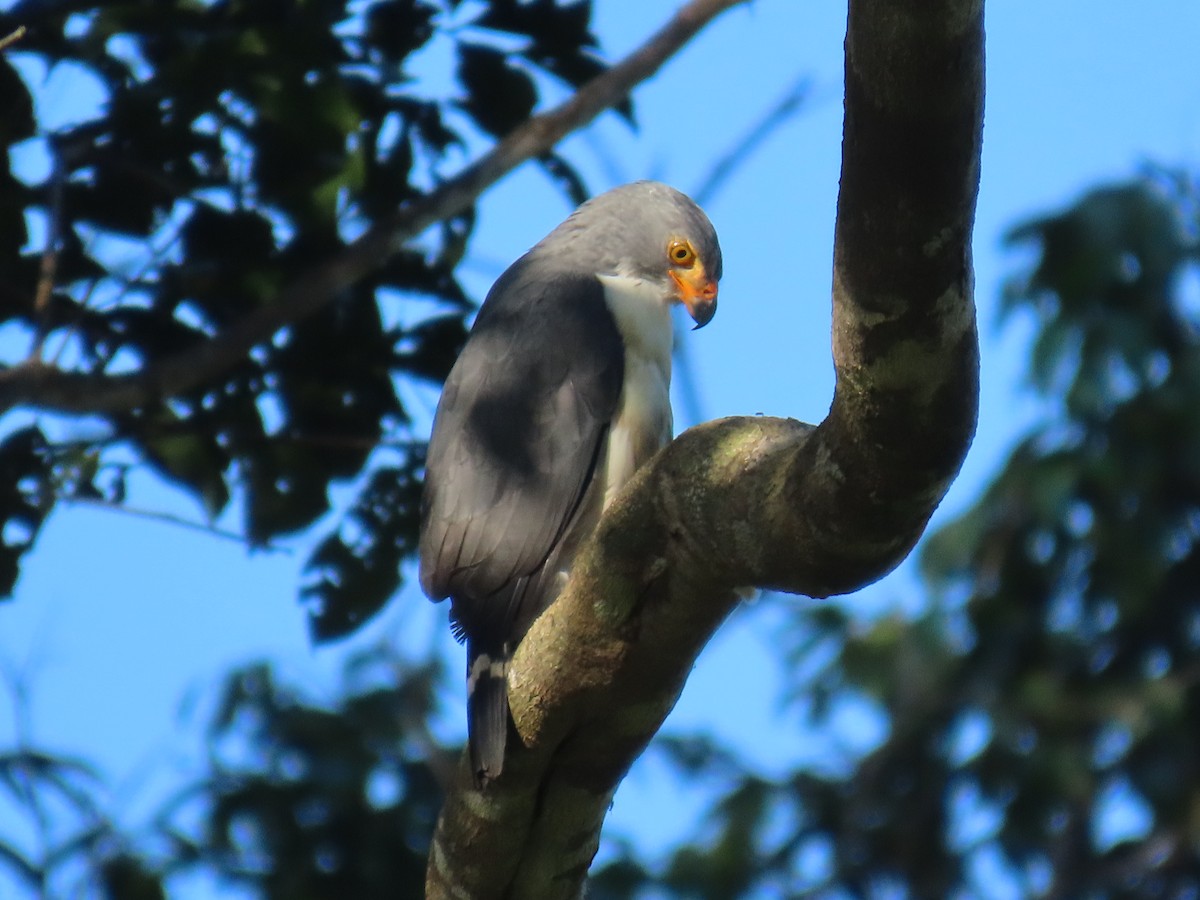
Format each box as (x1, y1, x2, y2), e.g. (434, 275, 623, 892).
(419, 181, 722, 784)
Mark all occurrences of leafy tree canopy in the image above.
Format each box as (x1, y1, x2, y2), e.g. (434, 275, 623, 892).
(0, 0, 616, 637)
(5, 0, 1199, 897)
(592, 169, 1200, 898)
(7, 145, 1198, 897)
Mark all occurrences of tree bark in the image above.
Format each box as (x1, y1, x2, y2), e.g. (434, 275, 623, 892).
(426, 0, 985, 897)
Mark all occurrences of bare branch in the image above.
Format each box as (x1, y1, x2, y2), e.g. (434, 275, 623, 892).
(427, 0, 985, 896)
(62, 496, 291, 552)
(692, 72, 811, 207)
(676, 72, 813, 429)
(0, 0, 750, 417)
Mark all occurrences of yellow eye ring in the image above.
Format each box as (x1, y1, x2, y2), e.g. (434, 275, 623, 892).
(668, 240, 696, 267)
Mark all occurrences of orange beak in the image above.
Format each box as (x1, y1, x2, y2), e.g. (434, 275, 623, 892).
(669, 262, 718, 329)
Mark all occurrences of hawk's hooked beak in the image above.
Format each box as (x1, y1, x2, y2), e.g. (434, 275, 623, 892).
(669, 262, 719, 329)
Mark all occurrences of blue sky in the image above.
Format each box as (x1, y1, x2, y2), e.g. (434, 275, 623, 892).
(2, 1, 1199, 896)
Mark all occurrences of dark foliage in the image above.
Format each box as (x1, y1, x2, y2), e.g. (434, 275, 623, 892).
(7, 169, 1199, 898)
(6, 2, 1200, 898)
(178, 653, 446, 899)
(0, 643, 447, 898)
(0, 0, 614, 635)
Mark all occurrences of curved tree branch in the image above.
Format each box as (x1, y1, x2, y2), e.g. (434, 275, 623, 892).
(427, 0, 984, 897)
(0, 0, 747, 416)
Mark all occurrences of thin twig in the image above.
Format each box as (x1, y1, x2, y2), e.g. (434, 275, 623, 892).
(49, 224, 187, 368)
(0, 0, 750, 416)
(0, 25, 26, 51)
(62, 495, 292, 553)
(31, 151, 67, 361)
(693, 73, 811, 208)
(0, 665, 53, 897)
(674, 73, 813, 429)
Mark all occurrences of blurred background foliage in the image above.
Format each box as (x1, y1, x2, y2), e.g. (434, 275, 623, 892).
(3, 1, 1200, 898)
(0, 0, 612, 638)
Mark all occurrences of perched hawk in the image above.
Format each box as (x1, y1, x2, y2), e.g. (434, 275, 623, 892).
(419, 181, 722, 784)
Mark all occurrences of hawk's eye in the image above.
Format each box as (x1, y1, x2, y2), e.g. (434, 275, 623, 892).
(668, 240, 696, 266)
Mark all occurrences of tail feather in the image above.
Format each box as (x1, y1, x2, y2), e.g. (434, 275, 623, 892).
(466, 643, 510, 786)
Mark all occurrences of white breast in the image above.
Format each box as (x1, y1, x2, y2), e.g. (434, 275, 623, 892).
(597, 274, 675, 507)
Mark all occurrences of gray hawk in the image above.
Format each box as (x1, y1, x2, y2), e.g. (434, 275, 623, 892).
(419, 181, 722, 785)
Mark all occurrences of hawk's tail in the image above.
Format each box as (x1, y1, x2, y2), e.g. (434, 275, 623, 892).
(466, 640, 510, 786)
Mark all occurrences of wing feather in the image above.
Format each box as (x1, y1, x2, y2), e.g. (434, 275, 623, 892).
(418, 261, 624, 642)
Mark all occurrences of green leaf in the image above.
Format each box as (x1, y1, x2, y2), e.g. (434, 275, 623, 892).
(456, 43, 537, 138)
(302, 459, 424, 642)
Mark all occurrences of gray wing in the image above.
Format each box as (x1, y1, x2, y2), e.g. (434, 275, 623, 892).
(418, 261, 624, 639)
